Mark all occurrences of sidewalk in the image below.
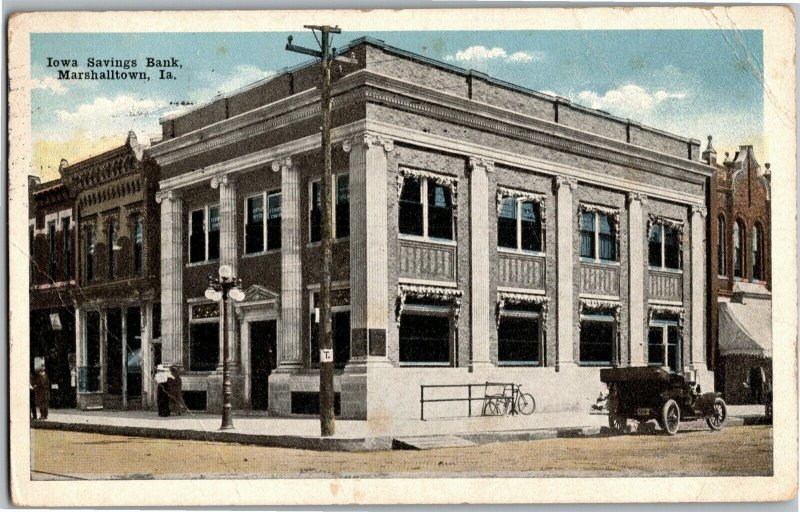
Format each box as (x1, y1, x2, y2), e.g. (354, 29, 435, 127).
(31, 405, 765, 452)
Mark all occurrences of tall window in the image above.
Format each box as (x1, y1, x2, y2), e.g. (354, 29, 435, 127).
(85, 226, 95, 283)
(309, 176, 348, 243)
(189, 205, 220, 263)
(399, 176, 454, 240)
(107, 219, 117, 279)
(245, 191, 282, 254)
(733, 219, 744, 278)
(717, 216, 726, 276)
(648, 222, 681, 270)
(189, 304, 219, 371)
(648, 318, 681, 372)
(133, 218, 143, 275)
(399, 300, 452, 365)
(498, 195, 543, 252)
(47, 222, 56, 279)
(62, 217, 72, 280)
(497, 304, 541, 365)
(579, 312, 615, 366)
(580, 210, 617, 262)
(752, 223, 763, 281)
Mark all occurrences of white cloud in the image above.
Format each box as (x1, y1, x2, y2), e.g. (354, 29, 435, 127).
(31, 76, 67, 95)
(444, 46, 544, 64)
(36, 94, 168, 142)
(190, 64, 276, 102)
(576, 84, 687, 117)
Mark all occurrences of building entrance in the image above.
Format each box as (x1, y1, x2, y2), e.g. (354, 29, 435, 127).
(104, 308, 123, 408)
(250, 320, 277, 410)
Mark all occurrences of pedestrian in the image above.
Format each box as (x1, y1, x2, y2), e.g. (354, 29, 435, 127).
(155, 364, 171, 417)
(749, 366, 765, 404)
(29, 372, 37, 420)
(34, 367, 49, 420)
(167, 365, 185, 415)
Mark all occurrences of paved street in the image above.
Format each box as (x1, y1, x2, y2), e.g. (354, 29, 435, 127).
(31, 424, 772, 479)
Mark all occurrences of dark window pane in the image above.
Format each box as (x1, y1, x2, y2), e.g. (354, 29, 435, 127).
(48, 223, 57, 279)
(520, 201, 542, 252)
(336, 175, 350, 239)
(310, 182, 321, 243)
(752, 226, 762, 280)
(86, 229, 95, 282)
(267, 193, 281, 250)
(663, 225, 680, 269)
(245, 196, 264, 254)
(427, 183, 453, 240)
(667, 325, 680, 372)
(62, 218, 72, 280)
(190, 323, 219, 371)
(399, 177, 423, 236)
(648, 326, 664, 366)
(579, 319, 613, 365)
(208, 207, 220, 260)
(598, 214, 616, 261)
(134, 219, 143, 274)
(580, 212, 595, 258)
(399, 313, 450, 364)
(648, 224, 663, 267)
(333, 311, 350, 369)
(733, 221, 743, 278)
(189, 210, 205, 263)
(498, 316, 539, 363)
(498, 197, 517, 249)
(152, 303, 161, 339)
(718, 217, 726, 275)
(107, 221, 116, 279)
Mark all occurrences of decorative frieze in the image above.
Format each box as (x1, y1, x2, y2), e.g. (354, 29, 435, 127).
(396, 167, 460, 206)
(648, 304, 685, 328)
(395, 284, 463, 327)
(496, 291, 549, 329)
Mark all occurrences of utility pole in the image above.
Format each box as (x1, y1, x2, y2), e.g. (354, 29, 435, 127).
(285, 25, 355, 437)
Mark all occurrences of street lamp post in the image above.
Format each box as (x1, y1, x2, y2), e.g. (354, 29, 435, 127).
(204, 264, 245, 430)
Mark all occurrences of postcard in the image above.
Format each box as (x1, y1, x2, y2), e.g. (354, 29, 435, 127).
(7, 6, 797, 506)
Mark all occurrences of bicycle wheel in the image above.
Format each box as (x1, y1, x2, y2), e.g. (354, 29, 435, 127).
(516, 393, 536, 415)
(495, 397, 510, 416)
(482, 399, 499, 416)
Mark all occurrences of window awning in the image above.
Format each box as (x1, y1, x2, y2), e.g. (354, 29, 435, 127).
(719, 288, 772, 358)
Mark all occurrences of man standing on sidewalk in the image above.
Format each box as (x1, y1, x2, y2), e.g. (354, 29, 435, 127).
(34, 367, 49, 420)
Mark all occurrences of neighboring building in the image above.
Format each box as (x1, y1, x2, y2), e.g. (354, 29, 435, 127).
(704, 139, 772, 404)
(60, 132, 162, 410)
(29, 175, 78, 408)
(148, 37, 714, 424)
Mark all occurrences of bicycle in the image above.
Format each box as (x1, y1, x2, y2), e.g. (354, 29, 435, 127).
(482, 383, 536, 416)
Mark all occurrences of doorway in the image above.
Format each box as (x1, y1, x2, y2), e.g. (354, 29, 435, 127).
(250, 320, 277, 410)
(105, 308, 123, 407)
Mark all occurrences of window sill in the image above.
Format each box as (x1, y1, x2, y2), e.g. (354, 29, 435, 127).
(242, 249, 281, 259)
(398, 362, 452, 367)
(186, 259, 219, 268)
(649, 267, 683, 274)
(578, 362, 613, 367)
(498, 247, 545, 257)
(398, 234, 457, 247)
(580, 258, 620, 266)
(497, 362, 542, 367)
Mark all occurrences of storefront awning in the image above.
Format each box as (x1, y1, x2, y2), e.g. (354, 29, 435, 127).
(718, 285, 772, 358)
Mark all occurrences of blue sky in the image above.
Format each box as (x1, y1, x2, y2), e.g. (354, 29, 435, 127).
(31, 29, 764, 180)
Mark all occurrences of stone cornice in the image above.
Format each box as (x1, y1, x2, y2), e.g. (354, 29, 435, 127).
(150, 69, 711, 182)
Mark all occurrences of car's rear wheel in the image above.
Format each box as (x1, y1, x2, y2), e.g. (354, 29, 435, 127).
(706, 397, 727, 430)
(661, 399, 680, 435)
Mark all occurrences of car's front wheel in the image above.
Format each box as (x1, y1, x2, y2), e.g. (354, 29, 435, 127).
(706, 397, 727, 430)
(661, 399, 681, 435)
(608, 412, 627, 434)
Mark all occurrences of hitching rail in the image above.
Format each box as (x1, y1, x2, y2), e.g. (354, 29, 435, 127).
(419, 382, 515, 421)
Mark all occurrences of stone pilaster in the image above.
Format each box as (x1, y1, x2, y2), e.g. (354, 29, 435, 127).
(690, 205, 707, 368)
(74, 306, 84, 404)
(211, 174, 239, 369)
(156, 190, 184, 368)
(273, 157, 302, 369)
(627, 192, 647, 366)
(468, 157, 494, 368)
(554, 176, 578, 369)
(343, 133, 394, 365)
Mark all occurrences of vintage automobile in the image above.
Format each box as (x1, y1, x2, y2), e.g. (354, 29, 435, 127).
(600, 366, 728, 435)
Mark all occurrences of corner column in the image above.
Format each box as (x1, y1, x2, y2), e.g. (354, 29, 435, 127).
(689, 205, 707, 369)
(627, 192, 647, 366)
(343, 133, 393, 363)
(468, 157, 494, 369)
(554, 176, 578, 369)
(74, 307, 84, 406)
(212, 175, 239, 369)
(274, 157, 302, 369)
(157, 190, 184, 368)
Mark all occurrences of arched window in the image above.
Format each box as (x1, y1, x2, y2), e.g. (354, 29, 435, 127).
(733, 219, 745, 279)
(717, 216, 726, 276)
(752, 223, 764, 281)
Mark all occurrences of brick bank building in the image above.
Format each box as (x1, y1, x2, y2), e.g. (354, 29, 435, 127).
(148, 37, 714, 422)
